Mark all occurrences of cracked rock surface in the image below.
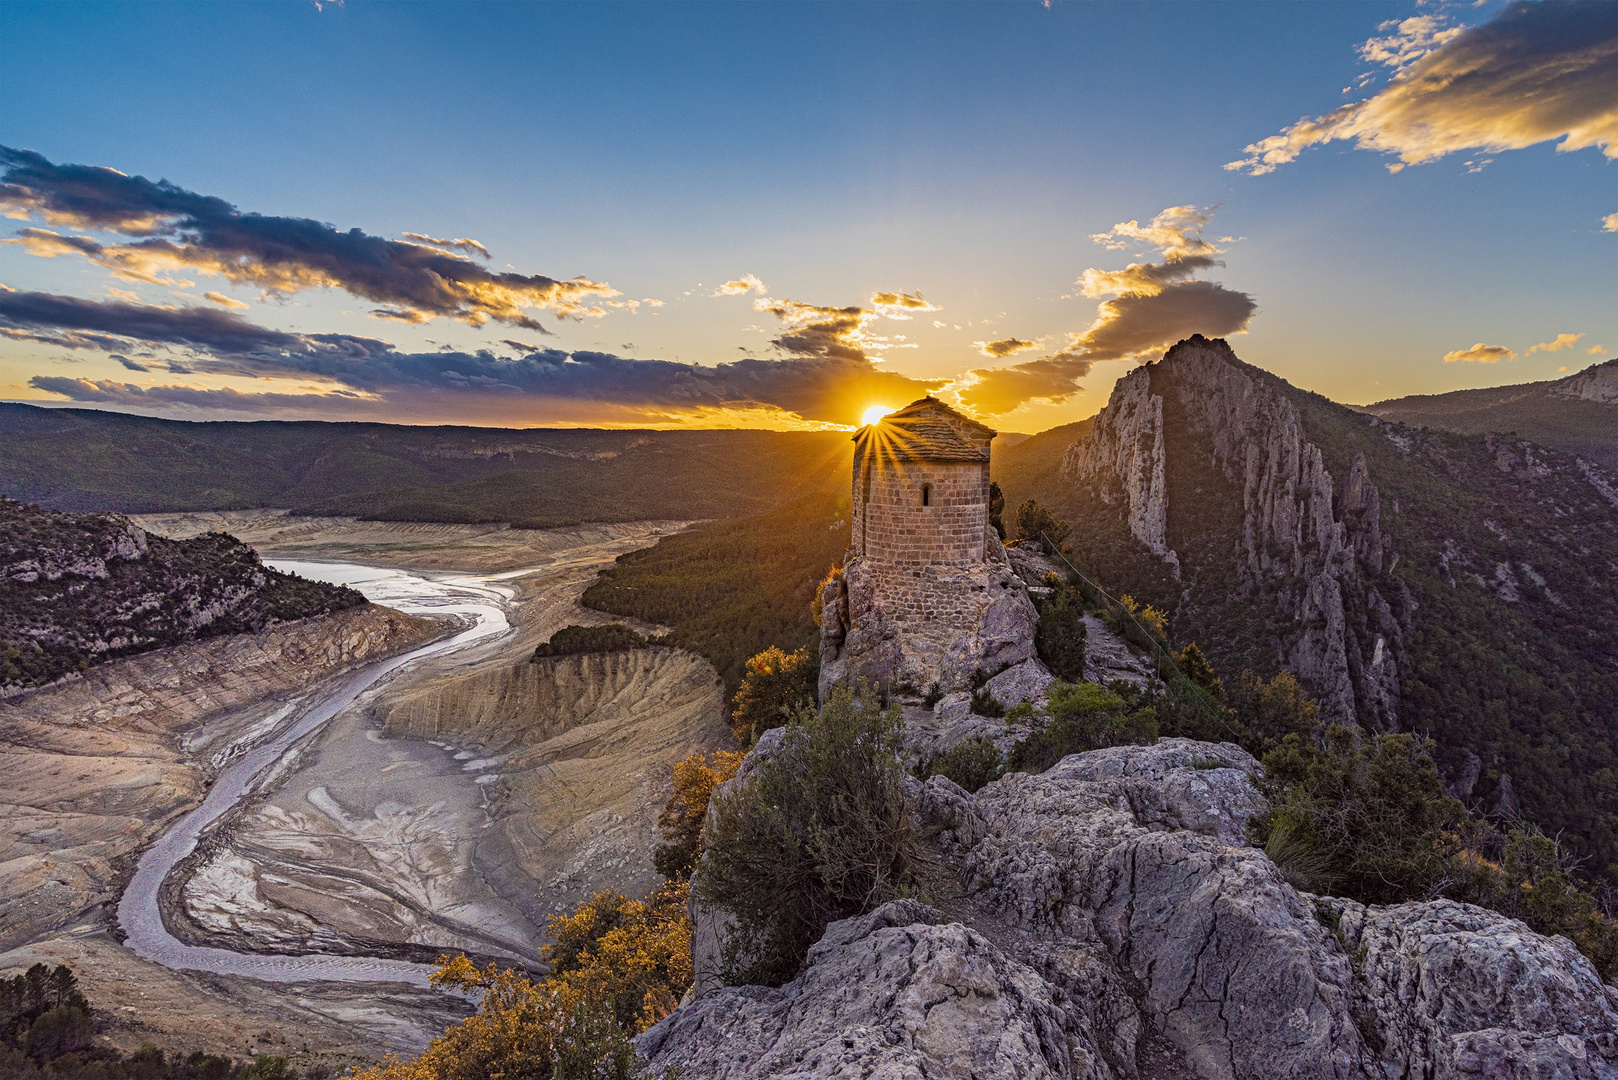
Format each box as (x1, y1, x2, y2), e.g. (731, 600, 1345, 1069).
(651, 739, 1618, 1079)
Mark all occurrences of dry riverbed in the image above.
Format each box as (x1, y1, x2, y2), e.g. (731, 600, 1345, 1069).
(2, 514, 733, 1066)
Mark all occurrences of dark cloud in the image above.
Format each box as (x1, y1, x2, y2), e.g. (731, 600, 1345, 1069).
(110, 355, 151, 372)
(0, 288, 306, 354)
(10, 288, 936, 425)
(0, 146, 617, 329)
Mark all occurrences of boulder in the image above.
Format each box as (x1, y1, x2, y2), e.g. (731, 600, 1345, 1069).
(637, 900, 1079, 1079)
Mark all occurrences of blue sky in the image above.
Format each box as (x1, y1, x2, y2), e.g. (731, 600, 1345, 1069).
(1, 1, 1613, 430)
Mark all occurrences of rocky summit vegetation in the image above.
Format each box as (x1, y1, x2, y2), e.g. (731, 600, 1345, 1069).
(1, 497, 364, 691)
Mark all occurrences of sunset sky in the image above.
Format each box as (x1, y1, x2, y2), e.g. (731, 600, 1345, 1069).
(1, 1, 1613, 432)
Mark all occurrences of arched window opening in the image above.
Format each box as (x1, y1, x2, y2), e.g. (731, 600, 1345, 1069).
(921, 483, 932, 507)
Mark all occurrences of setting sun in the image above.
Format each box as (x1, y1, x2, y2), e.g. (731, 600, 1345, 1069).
(861, 404, 894, 427)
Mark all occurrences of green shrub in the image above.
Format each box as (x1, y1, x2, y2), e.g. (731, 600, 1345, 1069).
(531, 624, 648, 659)
(730, 646, 816, 746)
(1014, 500, 1070, 549)
(697, 685, 914, 987)
(968, 686, 1004, 718)
(1007, 681, 1158, 774)
(1227, 669, 1319, 751)
(1172, 643, 1223, 702)
(920, 737, 1005, 793)
(1035, 576, 1086, 682)
(1258, 727, 1461, 904)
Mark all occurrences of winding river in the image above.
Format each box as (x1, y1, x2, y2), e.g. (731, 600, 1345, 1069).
(117, 562, 521, 987)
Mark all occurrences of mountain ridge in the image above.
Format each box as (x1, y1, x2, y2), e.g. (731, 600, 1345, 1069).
(1056, 337, 1618, 880)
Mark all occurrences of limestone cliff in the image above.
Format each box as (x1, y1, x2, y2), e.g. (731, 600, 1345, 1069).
(1061, 336, 1406, 728)
(1054, 339, 1618, 880)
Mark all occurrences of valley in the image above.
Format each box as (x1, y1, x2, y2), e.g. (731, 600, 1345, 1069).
(1, 516, 733, 1069)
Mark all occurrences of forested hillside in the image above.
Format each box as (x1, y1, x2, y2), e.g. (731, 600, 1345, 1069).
(1361, 358, 1617, 468)
(1, 497, 364, 690)
(0, 404, 847, 526)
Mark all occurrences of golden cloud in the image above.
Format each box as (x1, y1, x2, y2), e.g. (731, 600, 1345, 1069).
(202, 291, 249, 311)
(712, 274, 767, 297)
(1227, 3, 1617, 175)
(1603, 212, 1618, 233)
(1443, 342, 1517, 363)
(974, 337, 1038, 359)
(1525, 333, 1584, 354)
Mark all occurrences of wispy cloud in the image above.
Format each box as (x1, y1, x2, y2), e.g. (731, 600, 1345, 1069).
(1602, 212, 1618, 233)
(1443, 341, 1517, 363)
(974, 337, 1038, 359)
(1524, 332, 1583, 354)
(202, 291, 249, 310)
(1226, 2, 1617, 176)
(711, 274, 767, 296)
(954, 205, 1255, 416)
(0, 146, 617, 331)
(401, 232, 491, 259)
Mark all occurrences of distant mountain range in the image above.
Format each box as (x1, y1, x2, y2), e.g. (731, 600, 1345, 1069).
(0, 404, 847, 526)
(1359, 358, 1617, 468)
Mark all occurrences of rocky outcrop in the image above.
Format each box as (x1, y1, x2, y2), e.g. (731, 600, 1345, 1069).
(1060, 337, 1408, 728)
(640, 899, 1072, 1079)
(2, 498, 366, 693)
(649, 739, 1618, 1080)
(0, 604, 439, 951)
(818, 542, 1039, 699)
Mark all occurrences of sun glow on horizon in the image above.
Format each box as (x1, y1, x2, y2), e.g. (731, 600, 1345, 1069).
(861, 404, 894, 427)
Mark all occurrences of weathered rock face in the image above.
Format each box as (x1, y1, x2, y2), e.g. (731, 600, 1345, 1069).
(1325, 896, 1618, 1080)
(639, 899, 1074, 1080)
(1060, 336, 1408, 728)
(650, 739, 1618, 1080)
(818, 543, 1039, 699)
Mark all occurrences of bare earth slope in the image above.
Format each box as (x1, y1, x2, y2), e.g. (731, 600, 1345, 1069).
(0, 603, 438, 950)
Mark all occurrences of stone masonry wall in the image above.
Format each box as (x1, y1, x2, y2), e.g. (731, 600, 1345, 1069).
(855, 457, 990, 566)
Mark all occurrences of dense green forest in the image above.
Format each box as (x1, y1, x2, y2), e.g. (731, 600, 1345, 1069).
(0, 403, 847, 526)
(582, 492, 850, 695)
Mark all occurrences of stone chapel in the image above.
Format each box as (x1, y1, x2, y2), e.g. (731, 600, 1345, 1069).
(818, 396, 1038, 699)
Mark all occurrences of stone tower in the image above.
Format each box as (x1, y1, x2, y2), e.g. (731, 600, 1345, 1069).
(819, 396, 1037, 698)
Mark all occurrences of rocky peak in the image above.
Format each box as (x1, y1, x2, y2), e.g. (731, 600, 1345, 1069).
(1060, 336, 1405, 728)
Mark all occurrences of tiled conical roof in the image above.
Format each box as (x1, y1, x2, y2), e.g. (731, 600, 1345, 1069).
(854, 396, 995, 462)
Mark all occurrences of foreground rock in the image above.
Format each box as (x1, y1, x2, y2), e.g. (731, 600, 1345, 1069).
(639, 899, 1071, 1079)
(650, 739, 1618, 1080)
